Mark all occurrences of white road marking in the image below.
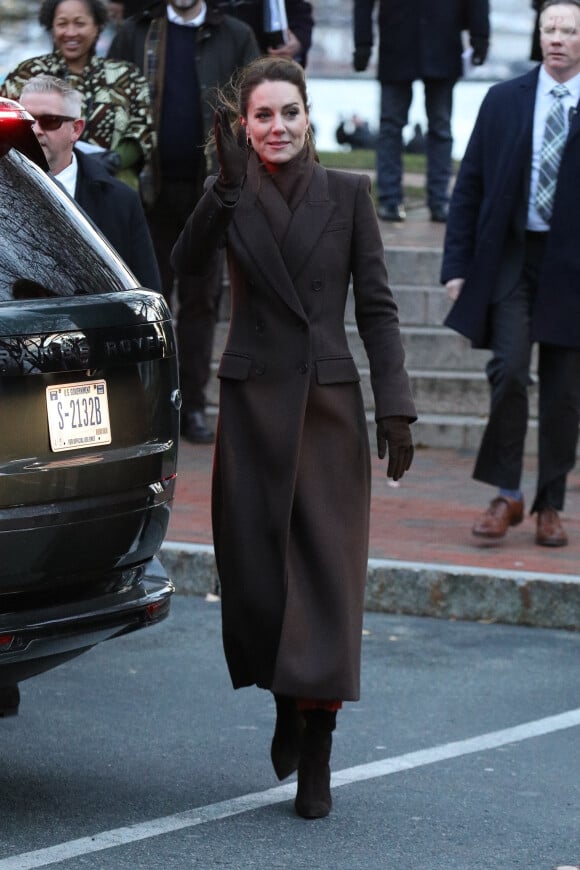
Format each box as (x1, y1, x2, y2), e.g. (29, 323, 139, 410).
(1, 708, 579, 869)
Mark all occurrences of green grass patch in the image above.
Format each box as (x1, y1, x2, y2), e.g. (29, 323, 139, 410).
(318, 150, 429, 174)
(318, 149, 459, 176)
(317, 150, 429, 205)
(318, 149, 376, 170)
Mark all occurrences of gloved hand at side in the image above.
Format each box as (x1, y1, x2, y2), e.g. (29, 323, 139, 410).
(353, 45, 372, 72)
(470, 36, 489, 66)
(376, 416, 414, 481)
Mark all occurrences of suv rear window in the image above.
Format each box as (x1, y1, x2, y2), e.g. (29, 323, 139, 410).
(0, 149, 136, 301)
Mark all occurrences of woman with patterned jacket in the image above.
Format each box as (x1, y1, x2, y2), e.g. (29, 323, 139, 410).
(1, 0, 155, 190)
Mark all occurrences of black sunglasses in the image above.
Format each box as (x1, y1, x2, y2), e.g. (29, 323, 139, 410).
(31, 114, 77, 131)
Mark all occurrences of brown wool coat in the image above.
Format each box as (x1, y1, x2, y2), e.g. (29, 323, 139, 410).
(171, 160, 416, 701)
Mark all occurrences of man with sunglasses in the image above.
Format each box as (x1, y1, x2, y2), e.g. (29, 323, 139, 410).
(19, 74, 161, 293)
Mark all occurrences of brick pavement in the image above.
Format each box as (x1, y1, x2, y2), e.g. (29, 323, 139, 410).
(167, 440, 580, 578)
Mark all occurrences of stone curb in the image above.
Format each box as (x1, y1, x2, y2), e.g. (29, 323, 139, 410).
(159, 542, 580, 632)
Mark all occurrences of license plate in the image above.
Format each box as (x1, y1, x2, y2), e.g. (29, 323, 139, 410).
(46, 380, 112, 452)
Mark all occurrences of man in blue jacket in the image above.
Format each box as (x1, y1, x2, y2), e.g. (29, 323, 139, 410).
(353, 0, 489, 223)
(441, 0, 580, 548)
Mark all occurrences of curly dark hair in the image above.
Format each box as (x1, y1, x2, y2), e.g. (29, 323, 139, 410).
(39, 0, 109, 32)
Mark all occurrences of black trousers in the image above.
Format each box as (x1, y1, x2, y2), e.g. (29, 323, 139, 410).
(147, 178, 223, 414)
(474, 231, 580, 512)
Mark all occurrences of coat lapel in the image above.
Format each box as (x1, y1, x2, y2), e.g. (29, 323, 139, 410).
(566, 95, 580, 145)
(519, 70, 539, 203)
(231, 160, 336, 317)
(280, 163, 335, 281)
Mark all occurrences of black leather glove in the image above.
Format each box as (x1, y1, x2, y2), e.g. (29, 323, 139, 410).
(376, 416, 414, 481)
(353, 45, 372, 72)
(89, 150, 122, 175)
(214, 106, 248, 196)
(470, 36, 489, 66)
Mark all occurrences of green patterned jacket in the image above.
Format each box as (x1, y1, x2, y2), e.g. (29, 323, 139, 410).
(1, 50, 156, 188)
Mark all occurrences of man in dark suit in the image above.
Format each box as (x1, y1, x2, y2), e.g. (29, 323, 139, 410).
(353, 0, 490, 223)
(108, 0, 259, 443)
(531, 0, 543, 60)
(111, 0, 314, 66)
(108, 1, 151, 25)
(19, 74, 161, 293)
(441, 0, 580, 547)
(218, 0, 314, 66)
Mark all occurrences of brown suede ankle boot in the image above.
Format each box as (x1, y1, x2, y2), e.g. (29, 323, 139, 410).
(270, 695, 305, 780)
(294, 709, 336, 819)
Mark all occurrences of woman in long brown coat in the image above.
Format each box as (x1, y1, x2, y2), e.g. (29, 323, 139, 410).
(171, 57, 416, 819)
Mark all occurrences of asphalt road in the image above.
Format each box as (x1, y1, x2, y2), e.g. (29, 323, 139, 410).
(0, 595, 578, 870)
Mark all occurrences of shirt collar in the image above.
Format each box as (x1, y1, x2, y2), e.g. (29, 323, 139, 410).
(539, 64, 580, 104)
(166, 2, 206, 26)
(54, 151, 78, 199)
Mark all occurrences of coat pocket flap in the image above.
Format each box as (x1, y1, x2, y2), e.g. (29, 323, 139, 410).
(217, 353, 253, 380)
(315, 357, 360, 384)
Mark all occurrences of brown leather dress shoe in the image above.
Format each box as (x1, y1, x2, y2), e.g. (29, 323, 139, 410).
(535, 508, 568, 547)
(472, 496, 524, 539)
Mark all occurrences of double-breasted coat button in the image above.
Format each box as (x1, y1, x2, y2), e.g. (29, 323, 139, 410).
(312, 280, 322, 292)
(298, 362, 309, 374)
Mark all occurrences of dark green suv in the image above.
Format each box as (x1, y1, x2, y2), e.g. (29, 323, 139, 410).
(0, 99, 180, 716)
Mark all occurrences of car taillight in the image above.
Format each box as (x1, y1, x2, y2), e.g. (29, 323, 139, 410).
(0, 634, 14, 651)
(145, 600, 170, 623)
(0, 99, 33, 122)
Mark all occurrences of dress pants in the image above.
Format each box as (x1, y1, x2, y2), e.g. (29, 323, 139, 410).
(473, 231, 580, 512)
(377, 78, 454, 210)
(147, 177, 223, 415)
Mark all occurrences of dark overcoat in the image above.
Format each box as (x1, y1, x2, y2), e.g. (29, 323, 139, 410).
(218, 0, 314, 65)
(441, 66, 580, 350)
(172, 160, 416, 701)
(353, 0, 490, 83)
(73, 149, 161, 292)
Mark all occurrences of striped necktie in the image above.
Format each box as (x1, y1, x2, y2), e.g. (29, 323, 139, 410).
(535, 83, 570, 223)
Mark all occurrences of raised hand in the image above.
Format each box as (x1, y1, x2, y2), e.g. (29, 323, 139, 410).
(214, 106, 248, 193)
